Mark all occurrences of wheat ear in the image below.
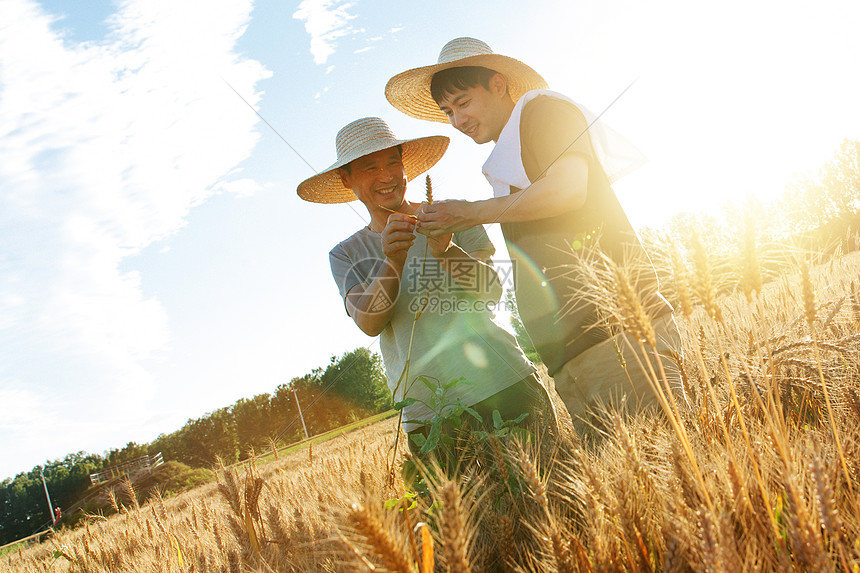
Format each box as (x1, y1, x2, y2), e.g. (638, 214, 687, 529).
(801, 258, 854, 499)
(741, 208, 763, 302)
(669, 241, 694, 318)
(690, 227, 723, 322)
(347, 501, 413, 573)
(438, 479, 473, 573)
(515, 444, 576, 573)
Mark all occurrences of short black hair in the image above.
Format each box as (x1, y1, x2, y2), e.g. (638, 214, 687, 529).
(340, 144, 403, 175)
(430, 66, 499, 104)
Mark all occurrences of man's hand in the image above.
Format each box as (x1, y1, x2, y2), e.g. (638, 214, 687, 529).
(417, 154, 589, 231)
(426, 232, 454, 258)
(416, 200, 477, 237)
(381, 213, 416, 269)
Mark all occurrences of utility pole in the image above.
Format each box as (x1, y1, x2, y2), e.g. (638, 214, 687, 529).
(292, 389, 310, 441)
(40, 468, 56, 525)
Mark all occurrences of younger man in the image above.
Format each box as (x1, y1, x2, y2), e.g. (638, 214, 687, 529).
(385, 38, 682, 421)
(297, 117, 557, 454)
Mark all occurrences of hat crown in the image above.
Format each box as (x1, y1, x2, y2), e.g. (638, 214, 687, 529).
(437, 37, 493, 65)
(335, 117, 399, 162)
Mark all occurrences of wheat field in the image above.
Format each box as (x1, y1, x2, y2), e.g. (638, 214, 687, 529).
(5, 244, 860, 572)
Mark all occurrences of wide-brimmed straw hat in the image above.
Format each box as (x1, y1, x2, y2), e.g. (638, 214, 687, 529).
(385, 37, 548, 123)
(297, 117, 449, 204)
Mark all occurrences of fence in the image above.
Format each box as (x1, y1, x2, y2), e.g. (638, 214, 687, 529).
(89, 452, 164, 485)
(0, 529, 53, 554)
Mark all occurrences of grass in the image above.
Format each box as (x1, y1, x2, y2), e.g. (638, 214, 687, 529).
(257, 409, 398, 462)
(4, 238, 860, 572)
(0, 540, 33, 559)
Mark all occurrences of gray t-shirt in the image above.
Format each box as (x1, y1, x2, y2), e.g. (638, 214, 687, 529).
(330, 225, 535, 430)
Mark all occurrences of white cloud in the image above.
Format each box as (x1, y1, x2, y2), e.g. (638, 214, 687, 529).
(292, 0, 357, 65)
(0, 0, 270, 478)
(216, 178, 263, 198)
(354, 46, 371, 54)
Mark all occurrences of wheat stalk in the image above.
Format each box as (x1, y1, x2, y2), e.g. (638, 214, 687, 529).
(514, 442, 576, 573)
(388, 174, 434, 484)
(425, 175, 433, 205)
(800, 258, 854, 500)
(437, 479, 473, 573)
(668, 240, 694, 318)
(685, 230, 783, 535)
(564, 245, 715, 513)
(415, 522, 435, 573)
(268, 436, 279, 460)
(690, 228, 723, 323)
(741, 208, 763, 302)
(347, 501, 413, 573)
(784, 469, 831, 571)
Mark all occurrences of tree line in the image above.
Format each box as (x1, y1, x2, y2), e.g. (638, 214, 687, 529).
(0, 347, 390, 545)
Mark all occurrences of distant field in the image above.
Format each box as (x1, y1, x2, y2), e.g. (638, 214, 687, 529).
(257, 408, 398, 462)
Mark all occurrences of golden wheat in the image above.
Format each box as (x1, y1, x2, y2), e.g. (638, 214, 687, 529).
(6, 247, 860, 573)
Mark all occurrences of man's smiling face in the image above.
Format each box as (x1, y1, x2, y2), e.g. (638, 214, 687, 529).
(436, 73, 512, 144)
(340, 146, 407, 213)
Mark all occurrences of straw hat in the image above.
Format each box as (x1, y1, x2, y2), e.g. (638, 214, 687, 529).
(385, 37, 548, 123)
(297, 117, 449, 204)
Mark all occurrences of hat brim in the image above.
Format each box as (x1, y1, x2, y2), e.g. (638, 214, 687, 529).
(385, 54, 548, 123)
(296, 135, 449, 204)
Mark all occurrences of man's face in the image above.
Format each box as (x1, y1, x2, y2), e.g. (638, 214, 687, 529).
(437, 77, 510, 144)
(340, 147, 407, 212)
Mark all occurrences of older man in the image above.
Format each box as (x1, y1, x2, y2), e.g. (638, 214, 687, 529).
(297, 117, 558, 456)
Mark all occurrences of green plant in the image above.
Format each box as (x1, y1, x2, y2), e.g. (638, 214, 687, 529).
(470, 410, 530, 443)
(396, 376, 481, 456)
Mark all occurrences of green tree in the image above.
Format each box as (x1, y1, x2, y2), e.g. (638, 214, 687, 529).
(320, 347, 392, 416)
(777, 139, 860, 250)
(0, 452, 107, 545)
(0, 472, 41, 543)
(149, 430, 185, 467)
(817, 139, 860, 249)
(270, 380, 312, 444)
(266, 349, 390, 441)
(191, 407, 239, 466)
(232, 394, 274, 459)
(163, 408, 239, 467)
(290, 372, 342, 434)
(106, 442, 148, 466)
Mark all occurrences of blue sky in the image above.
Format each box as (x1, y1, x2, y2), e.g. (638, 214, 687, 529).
(1, 0, 858, 481)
